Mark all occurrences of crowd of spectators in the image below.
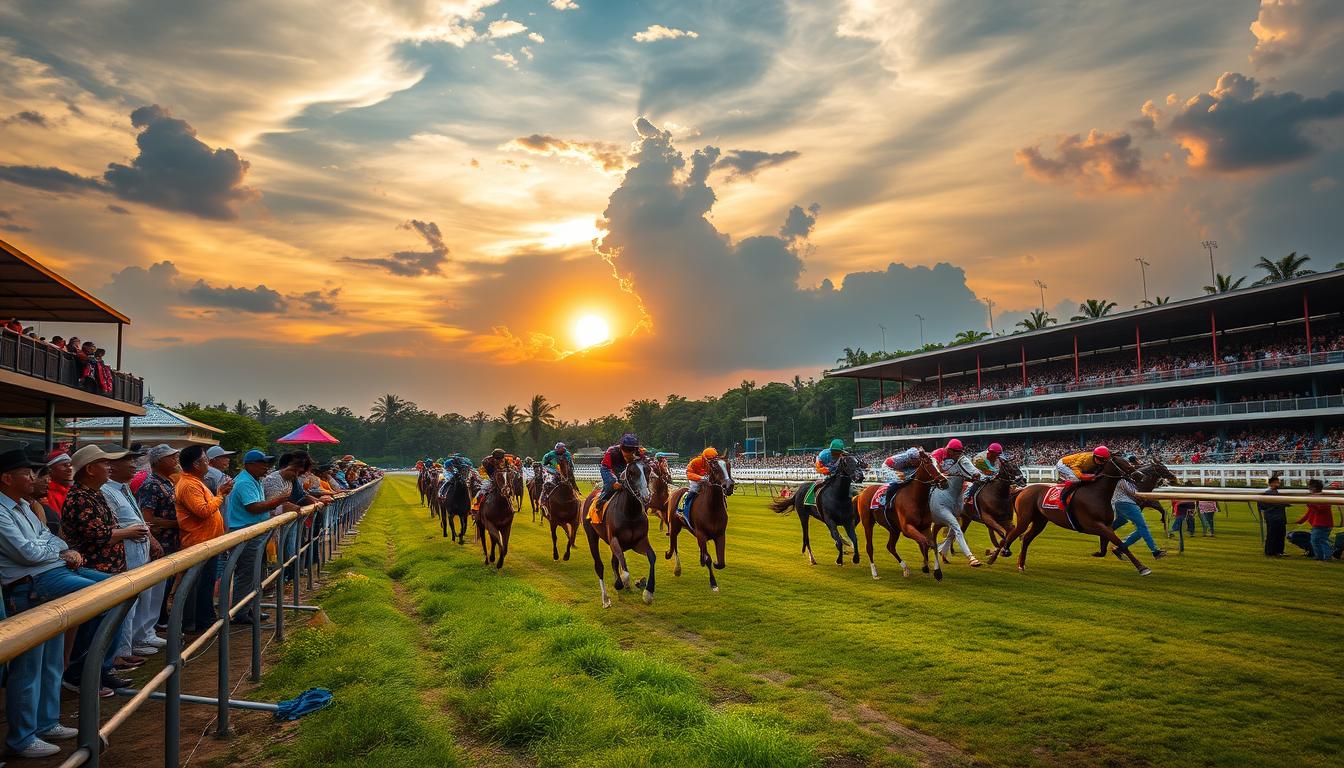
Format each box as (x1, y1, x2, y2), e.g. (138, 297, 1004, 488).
(0, 442, 380, 758)
(3, 317, 121, 394)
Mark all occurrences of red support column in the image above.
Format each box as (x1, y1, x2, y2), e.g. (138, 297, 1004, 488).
(1135, 324, 1142, 370)
(1073, 335, 1079, 383)
(1304, 290, 1313, 354)
(1210, 311, 1218, 360)
(976, 353, 982, 389)
(1020, 344, 1027, 387)
(879, 378, 885, 403)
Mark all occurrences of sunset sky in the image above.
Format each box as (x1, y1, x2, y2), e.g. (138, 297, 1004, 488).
(2, 1, 1342, 418)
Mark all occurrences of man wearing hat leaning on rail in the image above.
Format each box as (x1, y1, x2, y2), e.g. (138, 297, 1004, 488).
(203, 445, 236, 494)
(226, 450, 299, 626)
(0, 448, 127, 759)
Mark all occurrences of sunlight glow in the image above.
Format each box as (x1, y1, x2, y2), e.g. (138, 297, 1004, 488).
(573, 313, 611, 349)
(540, 217, 603, 249)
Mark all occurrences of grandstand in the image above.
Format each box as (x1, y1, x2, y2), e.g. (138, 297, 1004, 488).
(828, 271, 1344, 465)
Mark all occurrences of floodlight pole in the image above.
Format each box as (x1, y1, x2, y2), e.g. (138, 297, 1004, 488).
(983, 298, 996, 335)
(1202, 240, 1218, 285)
(1033, 280, 1047, 312)
(1135, 257, 1150, 304)
(914, 314, 925, 347)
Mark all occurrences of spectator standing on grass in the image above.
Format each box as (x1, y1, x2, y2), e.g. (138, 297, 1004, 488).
(225, 450, 296, 625)
(203, 445, 235, 494)
(1259, 475, 1289, 557)
(1197, 499, 1217, 537)
(174, 445, 231, 632)
(1295, 479, 1337, 561)
(102, 447, 166, 659)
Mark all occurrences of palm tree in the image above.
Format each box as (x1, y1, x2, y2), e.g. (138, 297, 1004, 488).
(1141, 296, 1171, 307)
(500, 404, 523, 434)
(1071, 298, 1117, 321)
(176, 401, 202, 412)
(470, 411, 490, 438)
(255, 399, 277, 425)
(951, 330, 989, 345)
(1203, 273, 1246, 294)
(370, 394, 407, 423)
(1253, 251, 1314, 285)
(526, 394, 559, 452)
(232, 399, 253, 417)
(1016, 309, 1057, 331)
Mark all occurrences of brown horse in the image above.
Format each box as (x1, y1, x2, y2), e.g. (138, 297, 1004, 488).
(510, 465, 525, 514)
(477, 462, 518, 569)
(855, 449, 947, 580)
(666, 456, 734, 591)
(932, 457, 1027, 560)
(417, 466, 433, 508)
(646, 458, 673, 532)
(988, 454, 1152, 575)
(582, 459, 656, 607)
(545, 456, 582, 561)
(526, 462, 545, 522)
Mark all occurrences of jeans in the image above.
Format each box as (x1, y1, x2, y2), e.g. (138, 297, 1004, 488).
(1263, 511, 1286, 556)
(3, 600, 64, 750)
(1171, 514, 1195, 534)
(183, 554, 219, 630)
(1112, 501, 1158, 554)
(1199, 510, 1215, 534)
(116, 538, 165, 656)
(26, 566, 118, 684)
(596, 465, 617, 504)
(1309, 526, 1334, 560)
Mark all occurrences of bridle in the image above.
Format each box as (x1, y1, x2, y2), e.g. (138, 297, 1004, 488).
(910, 451, 950, 489)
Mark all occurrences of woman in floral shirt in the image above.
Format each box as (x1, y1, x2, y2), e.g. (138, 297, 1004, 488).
(61, 446, 148, 575)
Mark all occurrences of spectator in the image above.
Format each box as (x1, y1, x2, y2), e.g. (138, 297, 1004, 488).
(174, 445, 231, 632)
(265, 452, 322, 508)
(1197, 500, 1217, 537)
(29, 464, 63, 536)
(1109, 465, 1165, 559)
(1259, 475, 1289, 557)
(203, 445, 235, 494)
(225, 450, 295, 625)
(45, 450, 73, 514)
(102, 447, 165, 659)
(1295, 479, 1337, 562)
(137, 444, 181, 626)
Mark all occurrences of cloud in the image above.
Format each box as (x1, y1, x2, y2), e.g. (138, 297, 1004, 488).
(715, 148, 801, 181)
(779, 203, 821, 240)
(0, 207, 32, 232)
(467, 326, 566, 363)
(549, 0, 578, 10)
(105, 204, 130, 215)
(342, 219, 449, 276)
(0, 104, 257, 219)
(3, 110, 47, 127)
(1311, 176, 1338, 192)
(184, 280, 287, 313)
(1250, 0, 1344, 67)
(289, 288, 342, 314)
(487, 19, 528, 38)
(632, 25, 699, 43)
(1015, 129, 1156, 192)
(501, 134, 628, 172)
(101, 260, 341, 318)
(492, 52, 519, 69)
(1161, 73, 1344, 172)
(528, 32, 545, 44)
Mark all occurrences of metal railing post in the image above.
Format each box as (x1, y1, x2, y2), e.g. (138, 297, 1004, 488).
(165, 562, 204, 767)
(290, 521, 302, 610)
(216, 542, 247, 738)
(273, 522, 288, 644)
(77, 599, 134, 768)
(250, 535, 269, 681)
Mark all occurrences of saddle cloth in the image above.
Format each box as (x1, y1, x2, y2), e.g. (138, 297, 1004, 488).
(870, 486, 888, 510)
(586, 495, 607, 525)
(803, 481, 819, 507)
(1042, 484, 1067, 510)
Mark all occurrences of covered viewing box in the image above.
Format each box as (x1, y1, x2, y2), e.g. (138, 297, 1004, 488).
(0, 237, 145, 450)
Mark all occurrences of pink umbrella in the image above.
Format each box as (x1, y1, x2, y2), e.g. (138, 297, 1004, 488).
(276, 421, 340, 445)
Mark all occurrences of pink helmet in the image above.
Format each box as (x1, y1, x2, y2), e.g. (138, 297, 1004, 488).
(946, 439, 964, 452)
(1093, 445, 1111, 459)
(987, 442, 1003, 454)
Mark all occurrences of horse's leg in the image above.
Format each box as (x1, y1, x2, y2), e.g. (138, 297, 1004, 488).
(550, 520, 560, 560)
(478, 517, 490, 563)
(634, 539, 656, 604)
(987, 512, 1030, 565)
(496, 523, 510, 570)
(1086, 519, 1152, 575)
(885, 524, 910, 578)
(824, 519, 846, 565)
(925, 525, 944, 581)
(584, 523, 611, 608)
(843, 520, 861, 564)
(563, 521, 576, 561)
(862, 514, 879, 579)
(1016, 515, 1050, 572)
(667, 517, 683, 577)
(798, 504, 816, 565)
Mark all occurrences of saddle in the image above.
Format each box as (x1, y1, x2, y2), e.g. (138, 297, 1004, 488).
(1042, 483, 1084, 530)
(869, 486, 888, 511)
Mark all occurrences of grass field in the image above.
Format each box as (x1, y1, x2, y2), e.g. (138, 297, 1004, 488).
(258, 475, 1342, 768)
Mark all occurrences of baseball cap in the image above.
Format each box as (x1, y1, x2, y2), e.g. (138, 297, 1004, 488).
(206, 446, 236, 460)
(45, 450, 72, 468)
(147, 443, 180, 465)
(243, 449, 276, 464)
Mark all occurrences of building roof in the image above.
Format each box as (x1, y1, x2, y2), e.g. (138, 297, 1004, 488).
(0, 238, 131, 324)
(68, 399, 224, 433)
(826, 270, 1344, 382)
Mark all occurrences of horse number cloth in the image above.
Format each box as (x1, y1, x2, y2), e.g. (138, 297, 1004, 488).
(870, 486, 888, 510)
(1042, 484, 1066, 510)
(803, 482, 819, 507)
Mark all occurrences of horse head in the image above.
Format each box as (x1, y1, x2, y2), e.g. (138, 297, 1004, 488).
(999, 457, 1027, 487)
(620, 460, 652, 508)
(837, 454, 866, 483)
(1102, 453, 1140, 483)
(706, 455, 736, 496)
(916, 449, 949, 489)
(1135, 458, 1178, 489)
(557, 456, 573, 482)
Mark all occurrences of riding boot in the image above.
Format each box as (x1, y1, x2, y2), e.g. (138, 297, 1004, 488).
(682, 491, 697, 517)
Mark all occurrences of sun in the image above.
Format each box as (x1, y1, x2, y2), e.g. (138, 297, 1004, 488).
(573, 314, 611, 350)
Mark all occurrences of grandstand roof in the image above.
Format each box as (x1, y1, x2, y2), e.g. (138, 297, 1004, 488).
(0, 238, 131, 324)
(827, 270, 1344, 382)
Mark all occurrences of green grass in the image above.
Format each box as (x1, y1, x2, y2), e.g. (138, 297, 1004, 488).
(267, 476, 1343, 768)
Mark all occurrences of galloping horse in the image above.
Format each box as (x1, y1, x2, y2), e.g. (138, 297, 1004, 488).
(1093, 458, 1177, 557)
(932, 457, 1027, 559)
(769, 454, 867, 566)
(510, 466, 526, 515)
(476, 461, 519, 569)
(526, 463, 545, 522)
(545, 456, 583, 561)
(582, 459, 656, 607)
(646, 458, 674, 532)
(988, 453, 1152, 575)
(666, 456, 734, 591)
(855, 449, 946, 579)
(417, 465, 434, 508)
(438, 463, 472, 544)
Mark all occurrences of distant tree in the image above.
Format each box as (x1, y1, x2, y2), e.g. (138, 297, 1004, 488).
(255, 398, 278, 425)
(470, 411, 490, 439)
(500, 404, 522, 436)
(333, 406, 354, 418)
(1141, 296, 1172, 307)
(1253, 251, 1314, 285)
(526, 394, 559, 453)
(176, 406, 268, 456)
(951, 330, 989, 345)
(1071, 298, 1117, 321)
(1016, 309, 1057, 331)
(176, 401, 202, 412)
(370, 394, 408, 423)
(232, 399, 253, 417)
(1203, 273, 1246, 294)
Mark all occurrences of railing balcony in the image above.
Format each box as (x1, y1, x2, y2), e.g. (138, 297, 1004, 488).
(0, 328, 144, 406)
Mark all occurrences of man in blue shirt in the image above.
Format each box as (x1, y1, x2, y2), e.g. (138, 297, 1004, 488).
(225, 450, 295, 625)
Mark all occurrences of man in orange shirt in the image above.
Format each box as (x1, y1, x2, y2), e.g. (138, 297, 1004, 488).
(174, 445, 231, 632)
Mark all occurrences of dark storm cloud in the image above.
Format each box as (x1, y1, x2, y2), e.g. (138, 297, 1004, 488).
(0, 105, 257, 219)
(342, 219, 449, 276)
(715, 149, 800, 181)
(183, 280, 287, 313)
(3, 110, 48, 127)
(1015, 130, 1156, 192)
(102, 260, 340, 317)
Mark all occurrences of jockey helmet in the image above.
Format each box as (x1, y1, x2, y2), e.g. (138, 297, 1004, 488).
(555, 442, 566, 452)
(987, 442, 1003, 454)
(703, 447, 719, 459)
(946, 438, 964, 452)
(492, 448, 505, 460)
(1093, 445, 1111, 459)
(619, 433, 640, 450)
(828, 438, 845, 452)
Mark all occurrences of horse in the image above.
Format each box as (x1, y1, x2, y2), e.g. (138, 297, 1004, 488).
(582, 459, 656, 607)
(438, 464, 472, 544)
(417, 466, 433, 508)
(545, 456, 583, 561)
(476, 461, 518, 569)
(854, 449, 947, 579)
(987, 454, 1152, 575)
(1094, 458, 1177, 557)
(510, 466, 526, 514)
(666, 456, 734, 592)
(646, 458, 674, 532)
(526, 462, 545, 522)
(769, 454, 867, 566)
(932, 457, 1027, 560)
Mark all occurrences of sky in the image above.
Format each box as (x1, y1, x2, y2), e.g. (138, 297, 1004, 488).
(1, 0, 1342, 419)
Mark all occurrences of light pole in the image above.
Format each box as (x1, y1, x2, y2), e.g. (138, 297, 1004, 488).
(878, 323, 887, 354)
(1135, 257, 1150, 305)
(1033, 280, 1048, 312)
(983, 297, 996, 335)
(1201, 240, 1218, 285)
(914, 314, 925, 347)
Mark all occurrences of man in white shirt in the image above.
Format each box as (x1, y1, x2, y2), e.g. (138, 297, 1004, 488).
(102, 448, 165, 658)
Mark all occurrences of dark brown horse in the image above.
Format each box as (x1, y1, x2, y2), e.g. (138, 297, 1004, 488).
(988, 454, 1152, 575)
(855, 449, 947, 580)
(666, 456, 734, 591)
(1094, 458, 1177, 557)
(545, 456, 582, 561)
(438, 463, 472, 544)
(526, 462, 545, 522)
(646, 458, 673, 532)
(769, 454, 867, 566)
(476, 462, 518, 569)
(932, 457, 1027, 560)
(510, 464, 525, 514)
(417, 466, 433, 508)
(582, 459, 656, 607)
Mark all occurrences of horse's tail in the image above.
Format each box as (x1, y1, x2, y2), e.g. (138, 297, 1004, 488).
(768, 492, 797, 514)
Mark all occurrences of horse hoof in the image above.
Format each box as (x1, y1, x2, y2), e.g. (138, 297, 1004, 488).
(921, 566, 929, 574)
(901, 568, 911, 579)
(934, 569, 943, 582)
(1139, 567, 1153, 576)
(635, 578, 647, 590)
(563, 552, 570, 561)
(674, 567, 682, 577)
(852, 554, 860, 564)
(642, 590, 654, 605)
(711, 585, 719, 593)
(602, 598, 612, 609)
(1017, 565, 1026, 573)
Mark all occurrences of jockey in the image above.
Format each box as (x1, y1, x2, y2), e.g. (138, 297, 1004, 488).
(596, 432, 641, 509)
(476, 448, 506, 501)
(1057, 445, 1111, 488)
(930, 439, 987, 567)
(814, 438, 847, 491)
(681, 447, 718, 517)
(540, 442, 576, 503)
(880, 446, 923, 517)
(965, 442, 1004, 504)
